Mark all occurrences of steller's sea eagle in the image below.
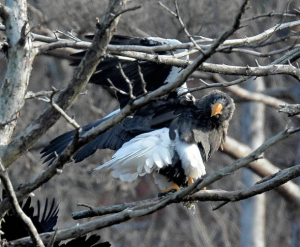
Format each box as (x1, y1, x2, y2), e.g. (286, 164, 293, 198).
(41, 36, 235, 192)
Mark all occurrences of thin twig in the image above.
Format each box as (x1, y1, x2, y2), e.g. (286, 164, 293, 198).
(117, 63, 136, 99)
(160, 0, 204, 53)
(50, 87, 81, 129)
(137, 65, 147, 94)
(241, 11, 299, 22)
(25, 90, 53, 100)
(46, 228, 58, 247)
(0, 160, 45, 247)
(55, 30, 81, 42)
(107, 78, 129, 95)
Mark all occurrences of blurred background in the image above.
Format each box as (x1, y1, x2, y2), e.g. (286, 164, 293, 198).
(0, 0, 300, 246)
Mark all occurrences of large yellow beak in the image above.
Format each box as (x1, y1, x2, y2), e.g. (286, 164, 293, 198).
(211, 102, 223, 117)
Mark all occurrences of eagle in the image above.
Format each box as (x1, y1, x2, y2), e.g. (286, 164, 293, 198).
(41, 36, 235, 192)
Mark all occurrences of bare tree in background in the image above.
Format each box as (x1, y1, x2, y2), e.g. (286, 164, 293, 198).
(0, 0, 300, 246)
(241, 77, 266, 247)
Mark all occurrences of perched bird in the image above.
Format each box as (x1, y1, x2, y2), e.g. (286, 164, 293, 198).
(41, 90, 235, 191)
(93, 90, 235, 191)
(41, 35, 235, 192)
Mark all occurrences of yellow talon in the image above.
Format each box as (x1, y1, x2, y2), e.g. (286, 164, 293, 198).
(162, 182, 180, 193)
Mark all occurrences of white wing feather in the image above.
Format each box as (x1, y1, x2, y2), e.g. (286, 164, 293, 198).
(94, 127, 206, 187)
(94, 128, 175, 181)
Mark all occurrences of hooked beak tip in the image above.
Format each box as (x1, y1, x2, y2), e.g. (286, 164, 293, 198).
(211, 103, 223, 117)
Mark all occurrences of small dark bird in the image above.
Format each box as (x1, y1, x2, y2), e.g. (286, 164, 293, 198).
(41, 90, 235, 192)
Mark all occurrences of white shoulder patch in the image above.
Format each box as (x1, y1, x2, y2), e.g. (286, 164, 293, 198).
(93, 128, 175, 182)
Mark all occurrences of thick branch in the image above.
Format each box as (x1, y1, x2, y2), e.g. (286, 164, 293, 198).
(72, 163, 300, 219)
(108, 49, 300, 79)
(8, 127, 300, 246)
(0, 0, 38, 147)
(223, 136, 300, 205)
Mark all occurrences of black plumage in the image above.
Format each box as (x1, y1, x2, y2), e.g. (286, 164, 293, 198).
(1, 195, 110, 246)
(41, 90, 235, 190)
(41, 96, 190, 164)
(2, 197, 58, 242)
(42, 35, 192, 165)
(158, 91, 235, 187)
(41, 35, 235, 191)
(71, 35, 187, 108)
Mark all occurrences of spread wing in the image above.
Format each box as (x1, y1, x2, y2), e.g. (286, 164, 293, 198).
(2, 197, 58, 241)
(71, 35, 188, 108)
(40, 98, 191, 165)
(37, 198, 59, 233)
(94, 128, 174, 181)
(41, 35, 192, 164)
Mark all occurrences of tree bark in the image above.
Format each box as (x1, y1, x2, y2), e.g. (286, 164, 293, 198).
(0, 0, 37, 147)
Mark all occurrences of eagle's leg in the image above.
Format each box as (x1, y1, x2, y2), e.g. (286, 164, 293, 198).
(188, 177, 194, 185)
(188, 177, 206, 190)
(158, 182, 180, 197)
(162, 182, 180, 193)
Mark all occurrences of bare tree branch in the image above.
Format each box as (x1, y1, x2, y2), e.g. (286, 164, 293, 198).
(7, 126, 300, 246)
(32, 19, 300, 54)
(50, 87, 81, 129)
(0, 0, 38, 148)
(279, 104, 300, 116)
(223, 136, 300, 205)
(25, 90, 53, 100)
(241, 11, 300, 22)
(72, 163, 300, 220)
(0, 0, 249, 227)
(0, 0, 128, 168)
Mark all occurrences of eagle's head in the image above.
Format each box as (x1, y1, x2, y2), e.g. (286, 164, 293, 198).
(195, 90, 235, 126)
